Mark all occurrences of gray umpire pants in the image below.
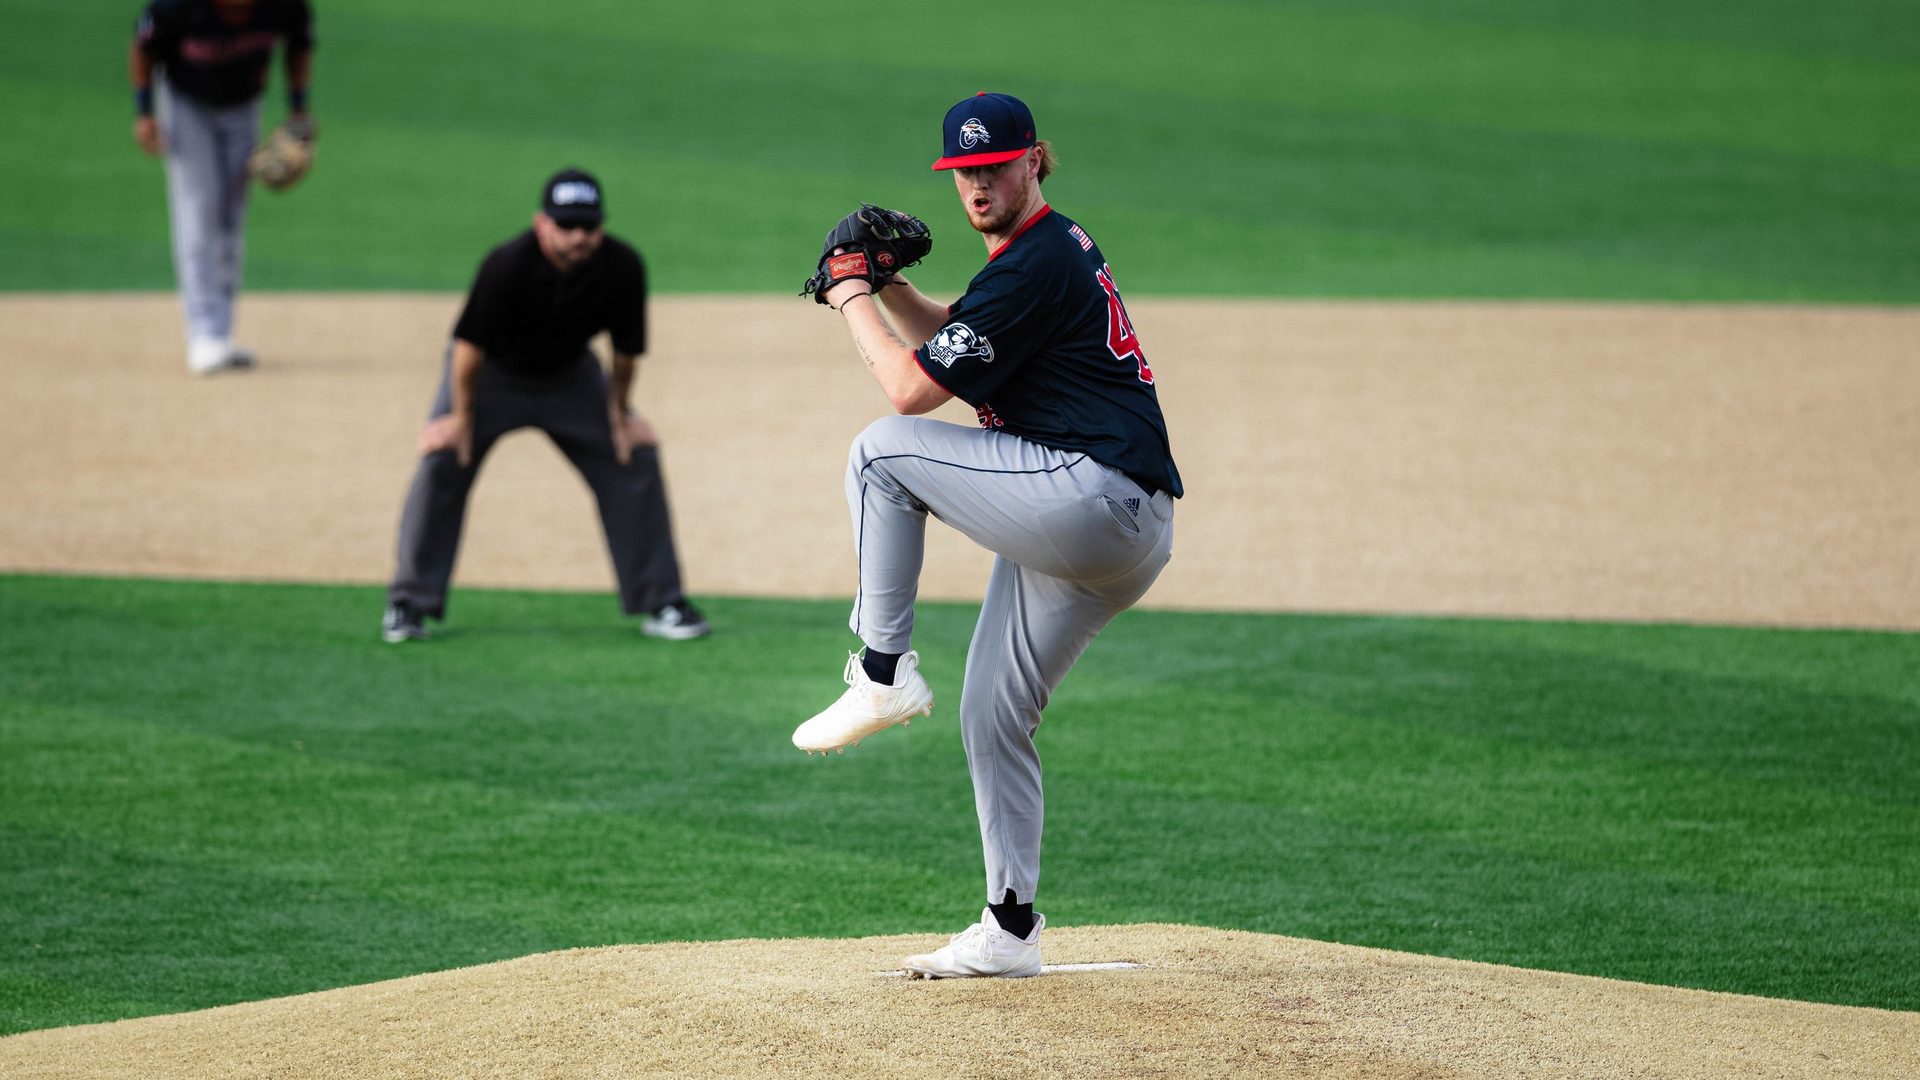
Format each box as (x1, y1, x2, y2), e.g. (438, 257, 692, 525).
(387, 349, 688, 620)
(158, 79, 259, 345)
(847, 415, 1175, 907)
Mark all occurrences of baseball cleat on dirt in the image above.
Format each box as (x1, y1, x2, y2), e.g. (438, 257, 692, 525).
(792, 650, 932, 754)
(902, 908, 1045, 979)
(187, 337, 253, 375)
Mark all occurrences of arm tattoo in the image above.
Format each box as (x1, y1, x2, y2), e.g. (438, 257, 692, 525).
(852, 304, 911, 372)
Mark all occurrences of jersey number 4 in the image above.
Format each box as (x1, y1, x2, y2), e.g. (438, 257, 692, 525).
(1097, 265, 1153, 384)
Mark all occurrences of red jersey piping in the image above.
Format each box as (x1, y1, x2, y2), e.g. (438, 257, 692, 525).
(988, 204, 1052, 263)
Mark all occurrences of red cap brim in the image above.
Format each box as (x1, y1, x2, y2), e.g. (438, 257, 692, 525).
(931, 147, 1030, 171)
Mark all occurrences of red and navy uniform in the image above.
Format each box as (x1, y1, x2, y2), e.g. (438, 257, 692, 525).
(135, 0, 314, 108)
(913, 206, 1183, 498)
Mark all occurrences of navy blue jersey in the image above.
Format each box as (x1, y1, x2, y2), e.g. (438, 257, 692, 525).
(914, 207, 1182, 498)
(136, 0, 313, 109)
(453, 231, 647, 377)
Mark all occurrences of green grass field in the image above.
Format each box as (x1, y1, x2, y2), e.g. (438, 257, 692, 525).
(4, 0, 1916, 1040)
(3, 0, 1916, 298)
(3, 574, 1916, 1034)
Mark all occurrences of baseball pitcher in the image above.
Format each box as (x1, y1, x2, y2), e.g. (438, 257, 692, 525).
(796, 93, 1182, 978)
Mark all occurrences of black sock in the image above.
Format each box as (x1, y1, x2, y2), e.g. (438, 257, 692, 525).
(861, 648, 902, 686)
(989, 889, 1034, 939)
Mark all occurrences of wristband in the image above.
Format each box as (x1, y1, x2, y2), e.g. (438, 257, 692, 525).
(135, 87, 154, 116)
(288, 87, 308, 112)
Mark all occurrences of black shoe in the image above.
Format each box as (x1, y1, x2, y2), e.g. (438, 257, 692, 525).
(641, 600, 710, 640)
(382, 601, 429, 644)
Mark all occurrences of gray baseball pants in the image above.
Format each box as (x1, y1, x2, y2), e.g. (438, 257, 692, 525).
(847, 415, 1175, 907)
(158, 79, 259, 345)
(388, 349, 688, 619)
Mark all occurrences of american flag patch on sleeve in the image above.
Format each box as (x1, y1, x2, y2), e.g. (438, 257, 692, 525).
(1068, 224, 1093, 251)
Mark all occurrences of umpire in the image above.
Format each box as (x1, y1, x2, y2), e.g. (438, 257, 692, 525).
(382, 168, 709, 643)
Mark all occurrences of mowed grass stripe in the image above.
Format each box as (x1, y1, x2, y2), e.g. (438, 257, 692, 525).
(1068, 611, 1920, 801)
(219, 119, 958, 294)
(0, 580, 1001, 900)
(1, 701, 961, 942)
(1426, 617, 1920, 707)
(1300, 0, 1920, 65)
(0, 970, 174, 1041)
(1046, 695, 1917, 917)
(7, 702, 1915, 1021)
(3, 574, 1916, 1028)
(4, 4, 1915, 297)
(0, 827, 566, 1029)
(1045, 777, 1920, 1009)
(310, 10, 1920, 298)
(314, 0, 1920, 165)
(8, 71, 1907, 299)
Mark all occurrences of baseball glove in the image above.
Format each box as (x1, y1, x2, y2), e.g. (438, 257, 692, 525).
(800, 204, 932, 305)
(247, 116, 316, 192)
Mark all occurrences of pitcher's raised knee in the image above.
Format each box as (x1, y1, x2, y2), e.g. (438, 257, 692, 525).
(848, 414, 922, 472)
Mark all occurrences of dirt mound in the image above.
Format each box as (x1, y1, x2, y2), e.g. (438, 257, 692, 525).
(4, 925, 1911, 1079)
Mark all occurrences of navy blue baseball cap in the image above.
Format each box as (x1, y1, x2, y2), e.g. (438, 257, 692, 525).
(541, 168, 605, 228)
(932, 92, 1036, 171)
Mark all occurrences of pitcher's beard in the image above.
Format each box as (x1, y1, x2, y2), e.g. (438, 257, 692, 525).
(968, 203, 1020, 235)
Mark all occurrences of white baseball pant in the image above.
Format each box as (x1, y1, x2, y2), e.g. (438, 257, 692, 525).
(846, 414, 1175, 905)
(158, 78, 259, 345)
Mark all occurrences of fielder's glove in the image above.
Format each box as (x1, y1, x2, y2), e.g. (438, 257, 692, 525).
(247, 117, 316, 192)
(800, 204, 932, 305)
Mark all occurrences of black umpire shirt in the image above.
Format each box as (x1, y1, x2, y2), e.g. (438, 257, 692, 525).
(452, 231, 648, 378)
(136, 0, 314, 109)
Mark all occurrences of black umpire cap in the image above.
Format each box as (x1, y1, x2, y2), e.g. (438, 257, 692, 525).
(541, 168, 605, 228)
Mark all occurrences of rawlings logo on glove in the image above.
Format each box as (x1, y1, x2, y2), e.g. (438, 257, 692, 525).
(801, 204, 932, 306)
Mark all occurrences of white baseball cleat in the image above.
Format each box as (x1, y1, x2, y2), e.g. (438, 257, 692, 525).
(792, 650, 932, 754)
(187, 337, 255, 375)
(902, 908, 1045, 979)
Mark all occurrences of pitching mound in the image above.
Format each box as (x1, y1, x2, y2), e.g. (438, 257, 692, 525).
(4, 925, 1912, 1079)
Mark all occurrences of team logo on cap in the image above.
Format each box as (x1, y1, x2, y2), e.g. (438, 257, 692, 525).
(958, 118, 991, 149)
(927, 322, 994, 368)
(551, 181, 599, 206)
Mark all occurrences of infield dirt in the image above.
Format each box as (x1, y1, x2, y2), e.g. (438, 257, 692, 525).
(2, 294, 1916, 628)
(1, 295, 1915, 1077)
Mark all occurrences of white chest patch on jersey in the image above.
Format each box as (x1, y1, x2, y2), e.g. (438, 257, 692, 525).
(927, 323, 995, 367)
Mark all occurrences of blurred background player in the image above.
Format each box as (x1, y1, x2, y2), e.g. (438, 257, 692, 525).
(794, 93, 1181, 977)
(382, 168, 709, 644)
(130, 0, 313, 375)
